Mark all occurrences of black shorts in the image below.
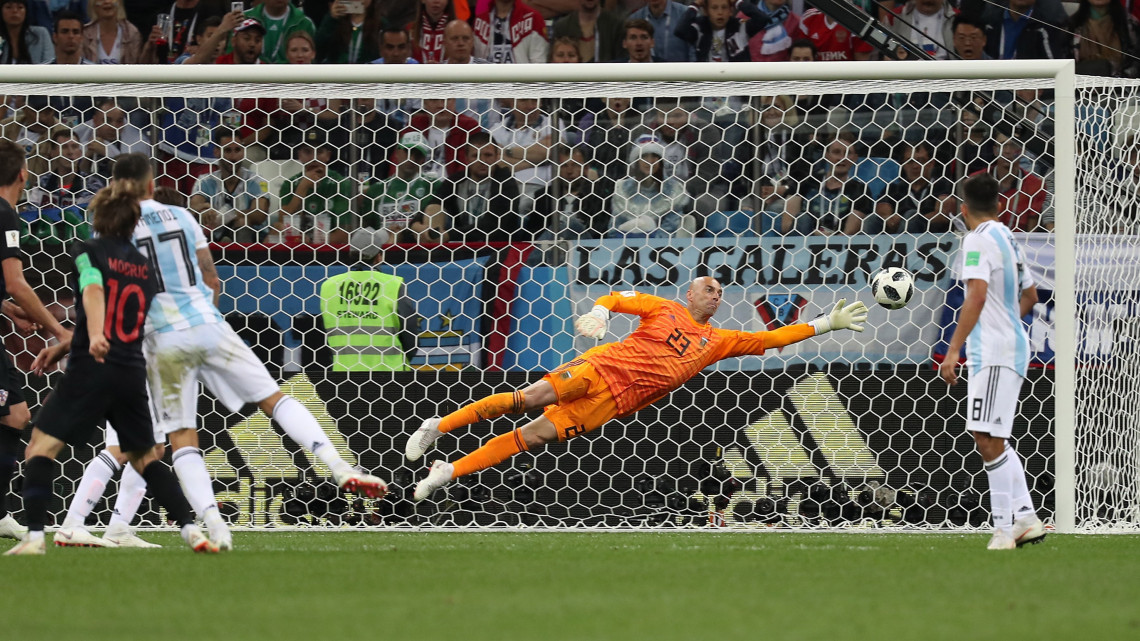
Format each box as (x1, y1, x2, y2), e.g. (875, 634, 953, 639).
(0, 351, 27, 418)
(34, 359, 154, 452)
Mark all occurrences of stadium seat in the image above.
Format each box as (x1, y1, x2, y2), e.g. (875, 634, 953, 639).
(854, 157, 900, 200)
(704, 210, 756, 237)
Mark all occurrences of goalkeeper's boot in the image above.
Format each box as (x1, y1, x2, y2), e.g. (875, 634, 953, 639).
(4, 536, 45, 556)
(103, 522, 161, 548)
(986, 530, 1016, 550)
(405, 418, 443, 462)
(333, 467, 389, 499)
(54, 525, 113, 548)
(1012, 515, 1047, 547)
(0, 514, 27, 540)
(181, 524, 220, 554)
(413, 460, 454, 501)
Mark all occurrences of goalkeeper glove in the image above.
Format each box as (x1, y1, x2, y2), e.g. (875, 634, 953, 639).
(574, 305, 610, 339)
(809, 299, 868, 335)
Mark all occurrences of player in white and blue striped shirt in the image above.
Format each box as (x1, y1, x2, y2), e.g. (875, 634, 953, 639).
(940, 173, 1046, 551)
(56, 154, 386, 551)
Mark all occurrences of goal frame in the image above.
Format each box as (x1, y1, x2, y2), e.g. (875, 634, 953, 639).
(0, 60, 1078, 532)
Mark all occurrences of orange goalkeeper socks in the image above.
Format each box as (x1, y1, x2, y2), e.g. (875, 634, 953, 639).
(438, 391, 526, 434)
(451, 429, 529, 479)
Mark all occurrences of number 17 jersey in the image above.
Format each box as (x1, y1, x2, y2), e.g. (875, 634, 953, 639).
(134, 198, 224, 335)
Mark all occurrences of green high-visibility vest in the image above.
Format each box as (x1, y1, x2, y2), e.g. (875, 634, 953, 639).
(319, 271, 407, 372)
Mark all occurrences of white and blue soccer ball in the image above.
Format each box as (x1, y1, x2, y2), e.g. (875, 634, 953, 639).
(870, 267, 915, 310)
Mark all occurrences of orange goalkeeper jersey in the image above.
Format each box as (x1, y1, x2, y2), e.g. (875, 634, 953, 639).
(581, 291, 816, 416)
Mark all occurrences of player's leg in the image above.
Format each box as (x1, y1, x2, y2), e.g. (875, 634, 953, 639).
(992, 370, 1045, 546)
(5, 427, 67, 555)
(414, 369, 613, 500)
(0, 410, 30, 540)
(0, 359, 32, 540)
(405, 361, 578, 462)
(198, 323, 386, 497)
(56, 438, 127, 548)
(113, 364, 217, 554)
(168, 427, 231, 549)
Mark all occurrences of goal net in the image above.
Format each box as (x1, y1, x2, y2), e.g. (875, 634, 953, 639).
(0, 61, 1132, 532)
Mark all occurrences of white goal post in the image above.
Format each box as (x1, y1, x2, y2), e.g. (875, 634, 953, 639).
(0, 60, 1110, 533)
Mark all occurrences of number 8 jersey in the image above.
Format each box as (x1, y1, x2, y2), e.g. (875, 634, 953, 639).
(69, 236, 156, 367)
(134, 198, 225, 334)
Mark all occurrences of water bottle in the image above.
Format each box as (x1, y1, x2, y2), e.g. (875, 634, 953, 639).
(282, 213, 302, 245)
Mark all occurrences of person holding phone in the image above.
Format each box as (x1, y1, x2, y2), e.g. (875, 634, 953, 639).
(242, 0, 314, 64)
(316, 0, 381, 63)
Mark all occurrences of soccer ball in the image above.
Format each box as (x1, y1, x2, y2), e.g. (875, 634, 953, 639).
(871, 267, 915, 310)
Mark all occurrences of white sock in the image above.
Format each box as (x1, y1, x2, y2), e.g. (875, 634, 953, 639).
(271, 396, 348, 473)
(171, 447, 219, 522)
(984, 450, 1015, 533)
(109, 463, 147, 527)
(1005, 444, 1036, 521)
(62, 450, 120, 529)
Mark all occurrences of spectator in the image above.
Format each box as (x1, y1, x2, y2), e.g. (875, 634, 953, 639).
(45, 10, 91, 63)
(676, 0, 789, 62)
(82, 0, 145, 64)
(74, 97, 149, 177)
(530, 144, 609, 240)
(244, 0, 314, 64)
(1068, 0, 1140, 76)
(278, 144, 353, 244)
(798, 5, 874, 60)
(326, 98, 400, 179)
(629, 0, 695, 62)
(551, 0, 624, 63)
(442, 18, 488, 64)
(189, 129, 270, 242)
(796, 137, 873, 235)
(608, 136, 692, 238)
(788, 37, 815, 61)
(613, 18, 661, 62)
(284, 28, 316, 63)
(179, 11, 242, 63)
(153, 0, 221, 63)
(983, 134, 1046, 231)
(580, 95, 641, 182)
(983, 0, 1064, 59)
(549, 34, 581, 61)
(360, 131, 445, 244)
(474, 0, 548, 63)
(748, 0, 800, 62)
(372, 25, 418, 63)
(405, 97, 482, 178)
(737, 175, 800, 236)
(317, 0, 381, 63)
(24, 126, 104, 211)
(216, 16, 264, 64)
(951, 13, 989, 60)
(1, 0, 54, 64)
(754, 94, 805, 183)
(412, 0, 454, 63)
(439, 130, 523, 241)
(890, 0, 955, 59)
(873, 141, 954, 234)
(1, 100, 57, 169)
(955, 108, 995, 175)
(489, 97, 554, 199)
(633, 106, 697, 181)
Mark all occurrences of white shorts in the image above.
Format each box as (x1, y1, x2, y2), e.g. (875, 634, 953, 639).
(144, 322, 280, 435)
(966, 366, 1024, 439)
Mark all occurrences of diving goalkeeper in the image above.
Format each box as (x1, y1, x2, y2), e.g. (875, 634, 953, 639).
(405, 277, 868, 500)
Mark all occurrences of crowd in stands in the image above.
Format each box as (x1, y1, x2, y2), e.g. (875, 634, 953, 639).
(4, 0, 1126, 256)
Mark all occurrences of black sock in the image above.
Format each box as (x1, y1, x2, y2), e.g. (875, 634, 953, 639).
(0, 428, 20, 519)
(22, 456, 54, 533)
(140, 461, 194, 528)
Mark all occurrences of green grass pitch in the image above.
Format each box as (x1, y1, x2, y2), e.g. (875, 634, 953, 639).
(5, 531, 1139, 641)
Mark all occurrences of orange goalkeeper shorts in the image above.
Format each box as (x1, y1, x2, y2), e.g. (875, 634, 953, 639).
(541, 358, 619, 442)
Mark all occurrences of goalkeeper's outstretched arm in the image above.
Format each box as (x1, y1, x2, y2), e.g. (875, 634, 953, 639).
(723, 299, 869, 357)
(573, 291, 665, 340)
